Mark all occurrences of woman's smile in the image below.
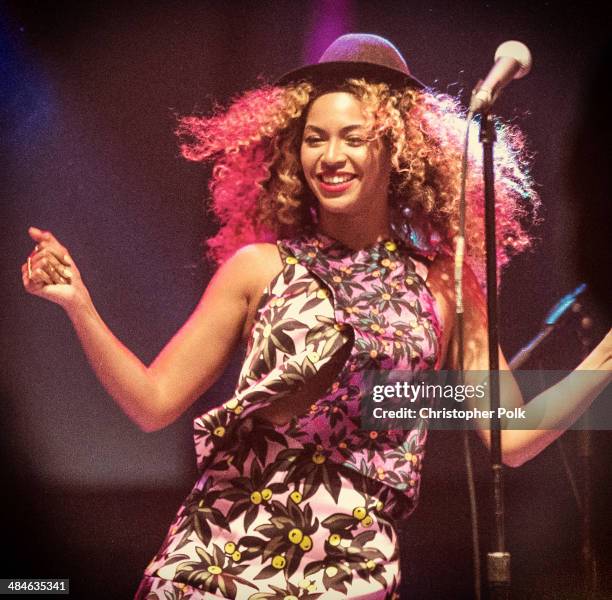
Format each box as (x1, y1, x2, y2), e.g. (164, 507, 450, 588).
(300, 91, 391, 218)
(316, 170, 357, 194)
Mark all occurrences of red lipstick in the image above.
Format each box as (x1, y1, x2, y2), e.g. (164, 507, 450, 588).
(316, 172, 356, 195)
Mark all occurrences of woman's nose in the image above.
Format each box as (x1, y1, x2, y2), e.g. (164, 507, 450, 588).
(321, 140, 346, 168)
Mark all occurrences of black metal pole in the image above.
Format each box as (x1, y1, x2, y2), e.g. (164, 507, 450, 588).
(479, 111, 511, 600)
(576, 315, 598, 598)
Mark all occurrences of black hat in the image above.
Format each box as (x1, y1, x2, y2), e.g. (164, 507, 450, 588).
(276, 33, 425, 90)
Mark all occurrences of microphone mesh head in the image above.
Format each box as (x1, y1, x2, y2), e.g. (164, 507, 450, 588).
(494, 41, 532, 78)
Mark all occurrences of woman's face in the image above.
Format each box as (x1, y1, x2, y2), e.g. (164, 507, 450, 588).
(300, 92, 391, 218)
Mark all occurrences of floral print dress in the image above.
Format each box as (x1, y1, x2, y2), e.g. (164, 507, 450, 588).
(135, 232, 442, 600)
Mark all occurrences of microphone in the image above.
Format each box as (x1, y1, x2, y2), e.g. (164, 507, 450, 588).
(508, 283, 587, 369)
(543, 283, 587, 326)
(469, 41, 532, 113)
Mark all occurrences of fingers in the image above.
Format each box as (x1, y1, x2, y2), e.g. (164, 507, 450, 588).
(28, 250, 71, 285)
(24, 227, 78, 294)
(28, 227, 72, 267)
(46, 259, 70, 285)
(22, 261, 54, 288)
(29, 226, 55, 242)
(22, 263, 44, 292)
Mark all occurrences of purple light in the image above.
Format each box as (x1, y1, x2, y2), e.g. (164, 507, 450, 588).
(302, 0, 356, 64)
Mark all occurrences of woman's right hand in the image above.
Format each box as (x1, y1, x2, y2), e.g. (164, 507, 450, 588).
(20, 234, 275, 431)
(21, 226, 92, 312)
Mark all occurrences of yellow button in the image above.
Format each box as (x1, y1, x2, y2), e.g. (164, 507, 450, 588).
(361, 515, 373, 527)
(272, 555, 286, 569)
(352, 507, 367, 520)
(299, 535, 313, 551)
(312, 452, 326, 464)
(288, 528, 304, 544)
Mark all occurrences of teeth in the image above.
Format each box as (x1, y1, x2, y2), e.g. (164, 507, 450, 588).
(321, 175, 354, 184)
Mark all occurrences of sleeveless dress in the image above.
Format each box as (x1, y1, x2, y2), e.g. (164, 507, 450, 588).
(135, 231, 443, 600)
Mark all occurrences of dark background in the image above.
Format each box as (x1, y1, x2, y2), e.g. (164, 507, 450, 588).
(1, 1, 610, 598)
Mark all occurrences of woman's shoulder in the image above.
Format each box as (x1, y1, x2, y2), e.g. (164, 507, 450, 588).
(228, 242, 282, 271)
(424, 251, 483, 305)
(223, 242, 283, 297)
(220, 243, 284, 341)
(231, 241, 280, 263)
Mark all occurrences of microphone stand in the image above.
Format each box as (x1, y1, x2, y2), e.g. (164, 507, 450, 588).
(479, 109, 511, 600)
(576, 313, 598, 598)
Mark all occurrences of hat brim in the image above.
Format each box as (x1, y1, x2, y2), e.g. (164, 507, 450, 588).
(276, 61, 425, 90)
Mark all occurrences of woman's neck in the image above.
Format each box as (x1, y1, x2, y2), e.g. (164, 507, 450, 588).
(318, 208, 391, 250)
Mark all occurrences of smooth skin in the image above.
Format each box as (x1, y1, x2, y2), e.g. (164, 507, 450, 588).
(22, 93, 611, 465)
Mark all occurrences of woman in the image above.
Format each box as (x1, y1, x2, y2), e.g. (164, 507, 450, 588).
(21, 34, 611, 599)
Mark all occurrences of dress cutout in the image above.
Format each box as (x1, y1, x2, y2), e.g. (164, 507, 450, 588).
(136, 231, 442, 599)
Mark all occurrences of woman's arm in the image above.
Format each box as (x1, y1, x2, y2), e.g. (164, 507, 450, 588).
(458, 264, 611, 466)
(22, 227, 269, 432)
(430, 254, 611, 467)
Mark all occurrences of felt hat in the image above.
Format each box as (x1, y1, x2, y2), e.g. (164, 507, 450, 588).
(276, 33, 425, 90)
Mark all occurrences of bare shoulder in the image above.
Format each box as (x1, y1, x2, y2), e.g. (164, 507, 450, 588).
(237, 242, 284, 291)
(213, 242, 279, 285)
(426, 252, 482, 307)
(424, 252, 491, 368)
(232, 241, 281, 264)
(424, 253, 455, 310)
(221, 242, 283, 341)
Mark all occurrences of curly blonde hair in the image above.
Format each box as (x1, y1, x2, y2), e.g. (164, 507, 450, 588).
(177, 79, 539, 284)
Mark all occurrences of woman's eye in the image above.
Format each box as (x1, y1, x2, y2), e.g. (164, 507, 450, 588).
(304, 136, 323, 145)
(347, 137, 366, 146)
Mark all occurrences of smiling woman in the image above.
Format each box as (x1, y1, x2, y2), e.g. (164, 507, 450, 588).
(300, 92, 392, 239)
(21, 33, 612, 599)
(178, 71, 536, 288)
